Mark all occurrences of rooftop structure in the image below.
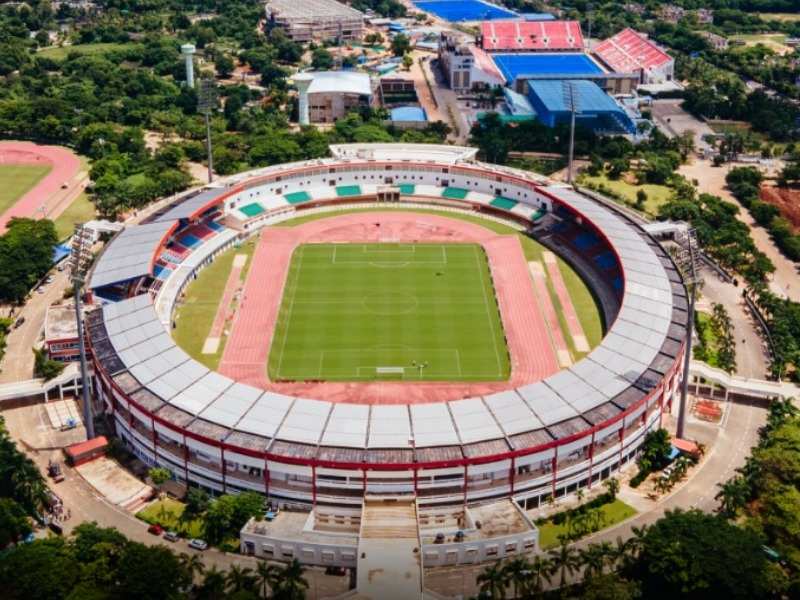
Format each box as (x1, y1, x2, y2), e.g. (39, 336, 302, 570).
(303, 70, 372, 96)
(527, 79, 636, 134)
(593, 28, 674, 84)
(265, 0, 364, 43)
(480, 20, 584, 52)
(298, 71, 373, 124)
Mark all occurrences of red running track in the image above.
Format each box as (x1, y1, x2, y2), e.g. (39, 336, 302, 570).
(0, 141, 82, 233)
(218, 211, 560, 404)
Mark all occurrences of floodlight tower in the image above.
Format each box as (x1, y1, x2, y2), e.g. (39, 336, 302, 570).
(674, 228, 701, 439)
(181, 43, 196, 89)
(294, 72, 314, 126)
(197, 79, 218, 184)
(563, 81, 580, 184)
(68, 224, 96, 439)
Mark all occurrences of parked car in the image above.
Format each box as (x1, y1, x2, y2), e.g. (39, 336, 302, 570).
(163, 531, 179, 542)
(147, 524, 164, 536)
(188, 538, 208, 551)
(13, 316, 24, 329)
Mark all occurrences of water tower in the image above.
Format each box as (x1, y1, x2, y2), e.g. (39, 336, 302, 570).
(181, 43, 196, 88)
(294, 72, 314, 126)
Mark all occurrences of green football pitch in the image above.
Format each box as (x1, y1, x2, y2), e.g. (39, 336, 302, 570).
(268, 243, 511, 382)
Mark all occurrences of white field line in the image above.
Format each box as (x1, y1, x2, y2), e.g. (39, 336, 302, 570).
(275, 245, 305, 379)
(473, 245, 503, 377)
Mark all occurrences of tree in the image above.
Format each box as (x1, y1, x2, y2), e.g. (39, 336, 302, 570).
(255, 561, 280, 599)
(391, 34, 411, 57)
(225, 564, 257, 594)
(548, 540, 581, 589)
(147, 467, 170, 487)
(715, 475, 750, 519)
(178, 551, 206, 587)
(272, 559, 308, 600)
(197, 566, 227, 600)
(527, 554, 552, 596)
(215, 54, 235, 79)
(116, 542, 186, 600)
(33, 347, 65, 381)
(635, 189, 647, 211)
(502, 556, 531, 599)
(310, 48, 334, 70)
(476, 561, 506, 600)
(602, 477, 620, 501)
(0, 498, 32, 548)
(402, 53, 413, 71)
(0, 219, 58, 304)
(581, 573, 641, 600)
(625, 509, 783, 599)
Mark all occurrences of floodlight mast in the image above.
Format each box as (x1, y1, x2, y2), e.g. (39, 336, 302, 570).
(565, 82, 577, 184)
(198, 79, 217, 184)
(675, 229, 700, 440)
(69, 224, 95, 439)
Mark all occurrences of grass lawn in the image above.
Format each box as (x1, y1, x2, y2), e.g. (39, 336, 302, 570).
(136, 498, 204, 539)
(53, 192, 96, 240)
(173, 237, 258, 369)
(268, 243, 511, 382)
(537, 499, 637, 549)
(758, 12, 800, 21)
(278, 208, 604, 356)
(176, 208, 603, 371)
(694, 311, 722, 368)
(0, 163, 52, 216)
(38, 42, 138, 60)
(580, 174, 673, 217)
(507, 156, 567, 177)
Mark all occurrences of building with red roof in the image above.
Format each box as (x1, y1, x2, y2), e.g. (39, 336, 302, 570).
(480, 20, 584, 52)
(593, 28, 674, 84)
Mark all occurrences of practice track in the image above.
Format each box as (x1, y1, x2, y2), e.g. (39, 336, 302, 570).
(218, 211, 561, 404)
(0, 141, 83, 233)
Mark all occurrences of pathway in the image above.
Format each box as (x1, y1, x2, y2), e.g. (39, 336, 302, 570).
(679, 157, 800, 303)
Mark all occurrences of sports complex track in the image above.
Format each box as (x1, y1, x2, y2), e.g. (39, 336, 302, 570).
(218, 211, 561, 403)
(0, 141, 83, 233)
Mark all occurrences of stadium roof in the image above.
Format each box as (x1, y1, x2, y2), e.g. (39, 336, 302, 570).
(527, 79, 620, 113)
(305, 71, 372, 96)
(593, 28, 672, 74)
(265, 0, 362, 20)
(481, 20, 584, 52)
(152, 187, 230, 223)
(89, 221, 174, 289)
(503, 87, 535, 116)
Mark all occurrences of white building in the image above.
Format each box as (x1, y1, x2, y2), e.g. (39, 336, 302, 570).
(438, 34, 504, 94)
(300, 71, 374, 123)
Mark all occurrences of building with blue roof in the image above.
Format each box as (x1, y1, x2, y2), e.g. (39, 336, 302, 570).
(526, 79, 636, 134)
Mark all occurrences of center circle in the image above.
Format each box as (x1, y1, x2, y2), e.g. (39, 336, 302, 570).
(361, 291, 419, 315)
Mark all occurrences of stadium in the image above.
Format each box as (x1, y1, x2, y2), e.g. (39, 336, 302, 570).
(85, 143, 688, 515)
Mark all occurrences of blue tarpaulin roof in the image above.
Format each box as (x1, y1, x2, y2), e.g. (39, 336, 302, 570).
(491, 53, 603, 84)
(53, 243, 70, 264)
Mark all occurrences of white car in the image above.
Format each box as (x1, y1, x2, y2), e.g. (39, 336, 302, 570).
(188, 538, 208, 551)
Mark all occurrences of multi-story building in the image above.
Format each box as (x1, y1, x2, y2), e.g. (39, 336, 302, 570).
(265, 0, 364, 43)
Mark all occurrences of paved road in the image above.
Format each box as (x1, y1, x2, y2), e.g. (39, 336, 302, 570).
(651, 99, 714, 153)
(0, 268, 72, 383)
(679, 158, 799, 303)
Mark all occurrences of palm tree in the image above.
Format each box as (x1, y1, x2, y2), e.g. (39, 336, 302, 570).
(197, 566, 226, 600)
(610, 536, 633, 571)
(273, 559, 308, 600)
(602, 477, 620, 501)
(502, 556, 531, 599)
(178, 552, 206, 587)
(548, 540, 581, 590)
(527, 554, 552, 597)
(255, 560, 280, 600)
(715, 475, 749, 518)
(477, 561, 507, 600)
(579, 544, 606, 580)
(226, 564, 257, 594)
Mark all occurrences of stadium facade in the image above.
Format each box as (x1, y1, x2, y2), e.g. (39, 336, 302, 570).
(86, 144, 688, 511)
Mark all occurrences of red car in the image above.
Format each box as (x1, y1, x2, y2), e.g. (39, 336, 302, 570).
(147, 524, 164, 535)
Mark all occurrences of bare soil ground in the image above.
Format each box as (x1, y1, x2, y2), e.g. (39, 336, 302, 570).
(760, 185, 800, 232)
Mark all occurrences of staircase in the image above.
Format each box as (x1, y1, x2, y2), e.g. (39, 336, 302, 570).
(355, 498, 423, 600)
